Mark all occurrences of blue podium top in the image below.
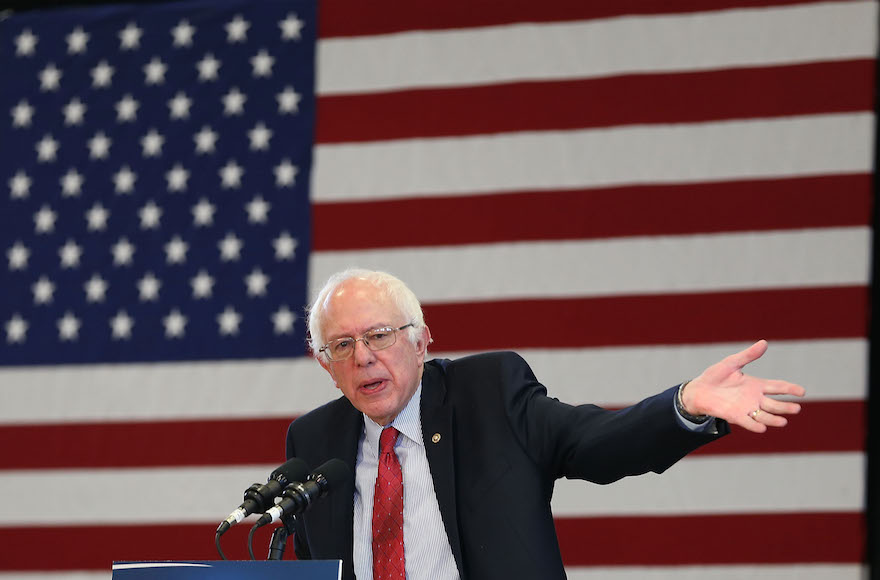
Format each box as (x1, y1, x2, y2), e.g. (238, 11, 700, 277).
(112, 561, 341, 580)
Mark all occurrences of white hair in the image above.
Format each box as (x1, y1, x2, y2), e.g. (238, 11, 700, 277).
(307, 268, 426, 357)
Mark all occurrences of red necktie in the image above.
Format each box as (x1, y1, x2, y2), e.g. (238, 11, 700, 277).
(372, 427, 405, 580)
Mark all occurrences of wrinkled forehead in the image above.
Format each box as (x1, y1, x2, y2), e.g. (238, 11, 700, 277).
(321, 278, 403, 336)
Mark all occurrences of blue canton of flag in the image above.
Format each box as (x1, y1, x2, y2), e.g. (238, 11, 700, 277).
(0, 0, 315, 365)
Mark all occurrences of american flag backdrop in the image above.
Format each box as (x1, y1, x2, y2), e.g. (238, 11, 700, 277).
(0, 0, 875, 578)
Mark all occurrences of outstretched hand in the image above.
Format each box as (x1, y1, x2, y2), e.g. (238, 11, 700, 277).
(680, 340, 805, 433)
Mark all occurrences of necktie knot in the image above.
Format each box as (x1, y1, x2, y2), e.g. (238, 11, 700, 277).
(379, 426, 399, 455)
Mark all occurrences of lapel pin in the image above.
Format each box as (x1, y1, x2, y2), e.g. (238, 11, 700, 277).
(431, 433, 441, 443)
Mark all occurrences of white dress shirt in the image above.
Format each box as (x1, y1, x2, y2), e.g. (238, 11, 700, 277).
(353, 384, 460, 580)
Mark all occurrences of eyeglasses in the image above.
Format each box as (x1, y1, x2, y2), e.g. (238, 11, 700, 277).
(318, 323, 414, 361)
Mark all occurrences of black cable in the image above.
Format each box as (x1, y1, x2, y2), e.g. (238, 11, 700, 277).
(214, 531, 228, 561)
(247, 521, 259, 561)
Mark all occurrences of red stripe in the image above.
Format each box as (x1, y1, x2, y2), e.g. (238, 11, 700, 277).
(0, 512, 861, 571)
(319, 0, 854, 38)
(313, 173, 871, 250)
(315, 60, 875, 143)
(0, 400, 862, 470)
(425, 286, 867, 351)
(556, 512, 864, 565)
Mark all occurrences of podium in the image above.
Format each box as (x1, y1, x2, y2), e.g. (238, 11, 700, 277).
(111, 561, 342, 579)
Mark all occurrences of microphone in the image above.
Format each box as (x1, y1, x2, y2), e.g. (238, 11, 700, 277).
(255, 458, 349, 527)
(216, 457, 310, 535)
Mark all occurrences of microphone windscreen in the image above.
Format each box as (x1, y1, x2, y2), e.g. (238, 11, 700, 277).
(273, 457, 310, 484)
(312, 458, 350, 488)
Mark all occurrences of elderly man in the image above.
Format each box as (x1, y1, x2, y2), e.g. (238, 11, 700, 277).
(286, 269, 804, 580)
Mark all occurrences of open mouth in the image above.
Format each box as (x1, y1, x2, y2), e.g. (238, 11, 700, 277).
(361, 379, 386, 391)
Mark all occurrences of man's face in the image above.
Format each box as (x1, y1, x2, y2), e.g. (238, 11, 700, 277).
(317, 278, 429, 426)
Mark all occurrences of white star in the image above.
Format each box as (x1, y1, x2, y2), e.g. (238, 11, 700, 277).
(15, 28, 38, 56)
(34, 205, 57, 234)
(196, 53, 221, 81)
(144, 57, 167, 85)
(165, 164, 189, 192)
(217, 306, 242, 336)
(279, 13, 304, 41)
(60, 168, 84, 197)
(165, 235, 188, 264)
(141, 129, 164, 157)
(138, 272, 161, 301)
(84, 273, 108, 302)
(222, 87, 246, 116)
(114, 166, 137, 194)
(91, 60, 114, 88)
(273, 232, 298, 260)
(245, 268, 269, 296)
(172, 19, 195, 47)
(272, 305, 296, 335)
(192, 198, 216, 226)
(9, 171, 31, 199)
(39, 63, 62, 92)
(67, 27, 89, 54)
(250, 49, 274, 77)
(191, 269, 215, 299)
(5, 314, 28, 344)
(274, 159, 298, 187)
(163, 309, 187, 338)
(119, 22, 142, 50)
(194, 125, 218, 154)
(112, 237, 135, 266)
(63, 97, 86, 126)
(219, 160, 244, 189)
(116, 94, 139, 122)
(110, 310, 134, 340)
(139, 200, 162, 229)
(59, 239, 83, 268)
(85, 203, 109, 231)
(245, 195, 270, 224)
(168, 91, 191, 120)
(248, 122, 272, 151)
(58, 311, 81, 341)
(88, 131, 112, 160)
(226, 15, 250, 42)
(7, 241, 29, 270)
(32, 276, 55, 304)
(276, 86, 301, 114)
(11, 100, 35, 127)
(219, 232, 243, 261)
(36, 134, 59, 162)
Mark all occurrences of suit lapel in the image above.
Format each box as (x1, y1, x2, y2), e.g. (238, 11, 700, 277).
(420, 361, 465, 577)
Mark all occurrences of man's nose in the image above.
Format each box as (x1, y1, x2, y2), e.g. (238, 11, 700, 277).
(353, 339, 375, 365)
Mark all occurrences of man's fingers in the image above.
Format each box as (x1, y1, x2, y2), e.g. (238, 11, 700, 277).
(762, 380, 806, 397)
(760, 398, 801, 416)
(726, 339, 768, 369)
(753, 410, 788, 428)
(735, 415, 768, 433)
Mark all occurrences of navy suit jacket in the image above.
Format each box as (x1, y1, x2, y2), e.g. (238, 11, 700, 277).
(285, 351, 727, 579)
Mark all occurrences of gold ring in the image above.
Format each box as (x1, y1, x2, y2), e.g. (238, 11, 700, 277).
(749, 409, 761, 420)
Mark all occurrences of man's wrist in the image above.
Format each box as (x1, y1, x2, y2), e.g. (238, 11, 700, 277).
(676, 380, 711, 424)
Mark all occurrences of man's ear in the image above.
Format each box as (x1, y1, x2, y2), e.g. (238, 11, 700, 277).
(317, 354, 338, 388)
(416, 325, 431, 364)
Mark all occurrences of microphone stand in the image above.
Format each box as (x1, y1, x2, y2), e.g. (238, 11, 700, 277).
(266, 515, 296, 560)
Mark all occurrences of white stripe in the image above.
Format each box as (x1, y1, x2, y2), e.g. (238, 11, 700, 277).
(0, 453, 862, 525)
(310, 227, 870, 303)
(564, 564, 867, 580)
(317, 2, 878, 94)
(0, 339, 864, 423)
(0, 565, 865, 580)
(550, 452, 864, 516)
(313, 114, 874, 202)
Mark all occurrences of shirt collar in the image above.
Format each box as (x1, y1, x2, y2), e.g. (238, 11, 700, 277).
(363, 382, 424, 454)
